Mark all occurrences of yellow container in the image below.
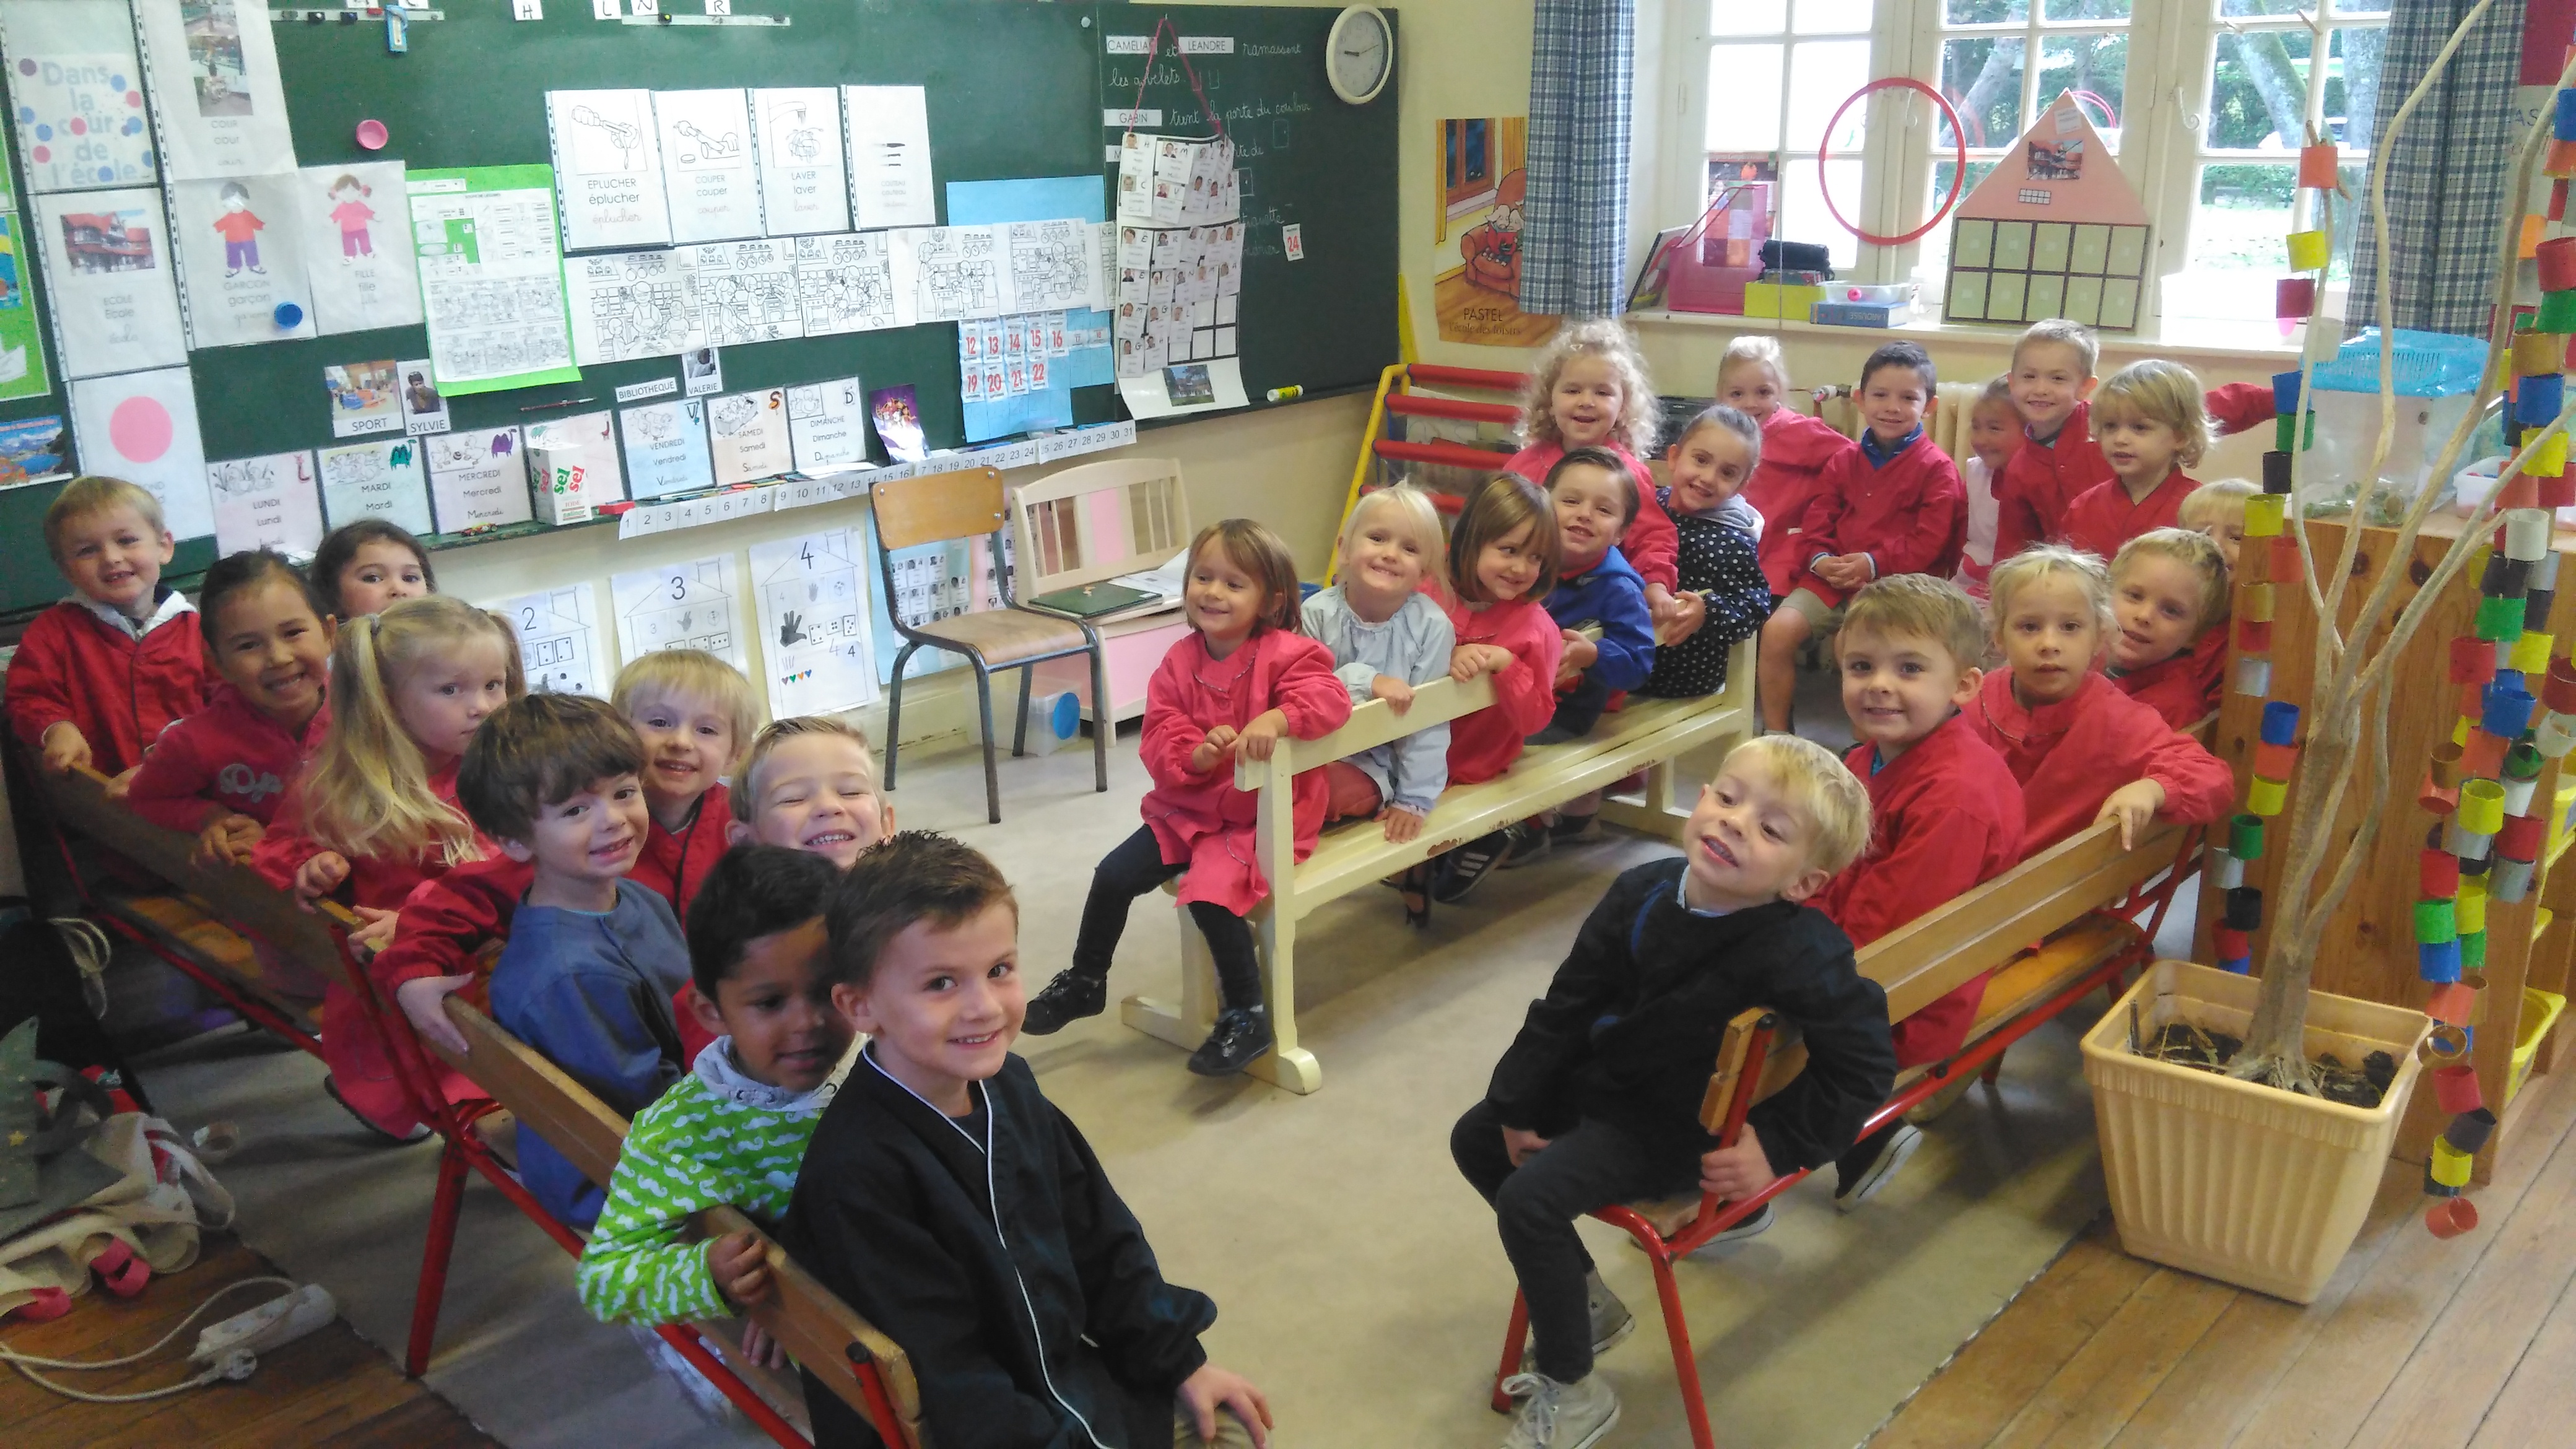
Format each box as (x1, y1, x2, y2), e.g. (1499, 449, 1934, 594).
(2509, 987, 2565, 1104)
(2553, 776, 2576, 866)
(1742, 281, 1823, 322)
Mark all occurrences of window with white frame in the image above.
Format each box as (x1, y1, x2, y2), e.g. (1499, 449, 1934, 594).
(1697, 1, 1879, 272)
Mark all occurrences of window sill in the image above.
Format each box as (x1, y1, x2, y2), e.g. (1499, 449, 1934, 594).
(1627, 307, 2308, 366)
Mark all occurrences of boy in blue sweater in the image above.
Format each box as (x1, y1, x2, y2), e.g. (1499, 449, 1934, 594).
(458, 693, 691, 1230)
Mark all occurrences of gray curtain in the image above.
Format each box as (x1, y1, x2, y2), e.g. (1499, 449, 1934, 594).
(2347, 0, 2526, 337)
(1521, 0, 1633, 316)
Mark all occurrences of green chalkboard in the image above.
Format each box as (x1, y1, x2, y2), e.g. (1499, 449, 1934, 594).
(0, 2, 1398, 623)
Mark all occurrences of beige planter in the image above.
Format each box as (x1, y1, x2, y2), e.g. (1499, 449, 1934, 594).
(2080, 959, 2432, 1304)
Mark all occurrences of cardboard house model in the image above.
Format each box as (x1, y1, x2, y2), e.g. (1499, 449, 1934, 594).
(1943, 92, 2152, 331)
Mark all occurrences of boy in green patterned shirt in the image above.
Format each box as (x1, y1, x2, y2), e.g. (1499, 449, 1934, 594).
(575, 845, 852, 1365)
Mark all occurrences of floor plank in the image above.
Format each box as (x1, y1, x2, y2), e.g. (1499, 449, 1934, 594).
(1986, 1268, 2236, 1449)
(2465, 1271, 2576, 1448)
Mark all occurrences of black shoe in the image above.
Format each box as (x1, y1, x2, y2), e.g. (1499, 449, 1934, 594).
(1834, 1123, 1923, 1211)
(1186, 1007, 1273, 1076)
(1548, 811, 1604, 846)
(1020, 970, 1107, 1035)
(1435, 824, 1531, 902)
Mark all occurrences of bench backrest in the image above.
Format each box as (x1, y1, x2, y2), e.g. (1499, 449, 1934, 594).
(1009, 456, 1192, 597)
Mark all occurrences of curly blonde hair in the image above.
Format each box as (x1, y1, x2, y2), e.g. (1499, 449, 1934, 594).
(2113, 527, 2232, 633)
(2094, 359, 2213, 469)
(1519, 318, 1658, 456)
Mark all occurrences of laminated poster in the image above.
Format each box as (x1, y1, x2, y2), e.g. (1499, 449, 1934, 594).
(792, 230, 897, 336)
(207, 448, 323, 558)
(298, 162, 423, 335)
(0, 412, 66, 488)
(842, 85, 933, 228)
(683, 239, 799, 349)
(546, 89, 671, 253)
(868, 384, 922, 462)
(0, 213, 54, 401)
(750, 527, 877, 720)
(406, 166, 579, 395)
(707, 385, 790, 485)
(67, 367, 212, 537)
(611, 552, 748, 676)
(168, 174, 315, 347)
(425, 425, 530, 535)
(617, 396, 715, 501)
(131, 0, 295, 181)
(786, 375, 868, 475)
(653, 89, 762, 245)
(753, 87, 848, 237)
(31, 188, 186, 380)
(494, 584, 604, 697)
(318, 435, 431, 536)
(0, 0, 157, 193)
(322, 357, 402, 438)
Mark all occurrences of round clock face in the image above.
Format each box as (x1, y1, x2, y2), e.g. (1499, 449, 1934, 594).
(1330, 8, 1391, 105)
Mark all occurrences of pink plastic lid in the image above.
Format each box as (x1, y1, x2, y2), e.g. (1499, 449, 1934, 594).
(355, 118, 389, 150)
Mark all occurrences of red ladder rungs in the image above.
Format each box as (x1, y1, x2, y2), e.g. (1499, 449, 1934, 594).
(1385, 393, 1521, 425)
(1373, 438, 1516, 472)
(1408, 363, 1530, 393)
(1362, 482, 1466, 515)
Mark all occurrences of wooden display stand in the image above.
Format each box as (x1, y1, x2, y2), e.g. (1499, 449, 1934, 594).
(2201, 514, 2575, 1183)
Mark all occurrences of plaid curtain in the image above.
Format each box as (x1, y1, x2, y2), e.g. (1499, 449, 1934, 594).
(1521, 0, 1633, 316)
(2346, 0, 2525, 337)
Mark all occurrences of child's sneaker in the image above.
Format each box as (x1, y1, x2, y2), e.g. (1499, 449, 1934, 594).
(1547, 812, 1603, 847)
(1833, 1122, 1924, 1212)
(1521, 1270, 1633, 1372)
(1020, 970, 1107, 1035)
(1497, 1370, 1620, 1449)
(1186, 1006, 1273, 1076)
(1434, 824, 1533, 902)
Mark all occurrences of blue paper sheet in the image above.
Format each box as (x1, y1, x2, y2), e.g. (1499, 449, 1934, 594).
(946, 176, 1115, 435)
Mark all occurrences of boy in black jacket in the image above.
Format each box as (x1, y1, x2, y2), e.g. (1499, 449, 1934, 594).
(1455, 734, 1894, 1449)
(788, 831, 1272, 1449)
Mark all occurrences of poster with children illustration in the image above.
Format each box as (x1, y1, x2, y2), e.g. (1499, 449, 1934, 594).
(131, 0, 295, 181)
(206, 448, 322, 558)
(30, 188, 186, 379)
(0, 0, 159, 193)
(318, 436, 431, 536)
(296, 162, 422, 334)
(168, 173, 315, 347)
(68, 367, 213, 537)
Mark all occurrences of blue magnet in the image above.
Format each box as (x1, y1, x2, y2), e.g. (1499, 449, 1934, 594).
(2484, 680, 2537, 739)
(2273, 369, 2302, 416)
(2557, 87, 2576, 141)
(272, 302, 303, 329)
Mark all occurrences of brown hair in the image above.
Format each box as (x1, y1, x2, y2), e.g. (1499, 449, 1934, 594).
(456, 693, 646, 845)
(45, 476, 164, 562)
(1449, 475, 1562, 605)
(1545, 445, 1643, 527)
(825, 830, 1019, 991)
(310, 519, 437, 617)
(1838, 573, 1986, 674)
(1188, 518, 1303, 634)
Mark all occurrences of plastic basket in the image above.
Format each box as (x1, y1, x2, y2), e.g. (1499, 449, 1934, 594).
(2307, 328, 2489, 398)
(2510, 988, 2565, 1104)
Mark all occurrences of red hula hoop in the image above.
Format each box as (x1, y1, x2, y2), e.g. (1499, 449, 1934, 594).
(1816, 77, 1968, 248)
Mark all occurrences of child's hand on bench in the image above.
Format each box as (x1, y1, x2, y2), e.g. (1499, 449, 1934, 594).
(38, 722, 92, 777)
(708, 1230, 787, 1370)
(1658, 590, 1708, 646)
(2094, 779, 2167, 850)
(347, 905, 398, 958)
(103, 765, 139, 799)
(1369, 674, 1415, 713)
(1699, 1125, 1777, 1203)
(1557, 629, 1599, 687)
(1379, 805, 1425, 845)
(193, 812, 264, 870)
(294, 850, 352, 907)
(396, 973, 478, 1055)
(1232, 708, 1289, 763)
(1450, 643, 1517, 682)
(1178, 1362, 1274, 1448)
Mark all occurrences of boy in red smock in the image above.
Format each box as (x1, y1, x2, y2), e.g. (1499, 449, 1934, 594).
(2058, 360, 2213, 564)
(2107, 529, 2232, 731)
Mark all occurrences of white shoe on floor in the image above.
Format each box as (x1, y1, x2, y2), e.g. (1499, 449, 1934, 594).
(1497, 1370, 1620, 1449)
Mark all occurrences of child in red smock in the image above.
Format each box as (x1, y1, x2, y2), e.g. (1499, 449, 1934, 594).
(1429, 477, 1568, 903)
(2107, 528, 2232, 730)
(1717, 334, 1850, 598)
(1019, 520, 1352, 1077)
(2058, 360, 2211, 564)
(1503, 318, 1681, 629)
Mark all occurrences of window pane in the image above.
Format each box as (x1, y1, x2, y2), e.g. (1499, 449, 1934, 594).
(1711, 0, 1788, 35)
(2333, 0, 2391, 14)
(1942, 35, 2026, 149)
(1947, 0, 2027, 22)
(2044, 0, 2130, 18)
(1795, 0, 1873, 33)
(1707, 43, 1785, 152)
(2331, 24, 2385, 153)
(1782, 155, 1864, 269)
(2207, 26, 2313, 150)
(2220, 0, 2312, 15)
(1790, 40, 1873, 152)
(2194, 162, 2296, 271)
(1920, 158, 2003, 292)
(2040, 32, 2127, 151)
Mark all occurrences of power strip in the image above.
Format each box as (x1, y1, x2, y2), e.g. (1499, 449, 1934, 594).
(189, 1284, 337, 1366)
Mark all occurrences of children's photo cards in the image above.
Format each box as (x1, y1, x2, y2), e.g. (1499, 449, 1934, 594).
(319, 436, 431, 536)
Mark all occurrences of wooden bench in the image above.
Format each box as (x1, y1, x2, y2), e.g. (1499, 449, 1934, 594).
(1486, 816, 2199, 1449)
(1121, 637, 1759, 1092)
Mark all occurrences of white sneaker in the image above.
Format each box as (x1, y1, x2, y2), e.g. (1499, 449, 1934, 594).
(1497, 1371, 1621, 1449)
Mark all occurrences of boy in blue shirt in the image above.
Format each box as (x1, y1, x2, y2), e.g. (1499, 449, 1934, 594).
(458, 692, 691, 1230)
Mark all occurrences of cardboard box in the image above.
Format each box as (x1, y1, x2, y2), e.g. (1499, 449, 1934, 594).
(524, 409, 626, 526)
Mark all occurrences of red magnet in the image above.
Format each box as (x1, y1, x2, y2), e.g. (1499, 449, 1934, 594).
(2543, 237, 2576, 292)
(356, 118, 388, 150)
(2502, 812, 2548, 860)
(2254, 741, 2299, 778)
(2421, 848, 2461, 899)
(2452, 636, 2499, 685)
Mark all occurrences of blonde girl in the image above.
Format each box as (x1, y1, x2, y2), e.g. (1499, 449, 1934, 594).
(1020, 520, 1354, 1077)
(2177, 477, 2258, 572)
(1303, 485, 1456, 845)
(1506, 318, 1681, 625)
(1720, 334, 1850, 596)
(253, 594, 521, 1138)
(2107, 527, 2231, 729)
(1429, 477, 1567, 902)
(2058, 358, 2211, 564)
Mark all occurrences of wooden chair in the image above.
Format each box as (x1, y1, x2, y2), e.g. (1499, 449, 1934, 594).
(870, 463, 1110, 824)
(1009, 455, 1195, 725)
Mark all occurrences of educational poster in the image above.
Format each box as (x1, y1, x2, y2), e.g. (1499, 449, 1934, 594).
(425, 425, 529, 534)
(524, 407, 622, 524)
(30, 188, 185, 379)
(1118, 355, 1248, 422)
(0, 213, 54, 401)
(406, 166, 579, 394)
(652, 89, 761, 245)
(206, 448, 322, 557)
(752, 87, 848, 237)
(1432, 115, 1552, 347)
(682, 239, 801, 348)
(611, 553, 748, 676)
(564, 247, 689, 364)
(905, 225, 1000, 324)
(297, 162, 423, 335)
(322, 357, 401, 437)
(868, 384, 922, 461)
(1001, 220, 1102, 313)
(131, 0, 295, 181)
(494, 584, 604, 697)
(791, 231, 897, 336)
(617, 396, 715, 500)
(1115, 133, 1238, 227)
(397, 357, 448, 435)
(317, 435, 430, 536)
(0, 414, 67, 487)
(1112, 220, 1242, 377)
(707, 385, 790, 485)
(949, 175, 1116, 389)
(842, 85, 934, 228)
(750, 528, 876, 720)
(0, 0, 157, 193)
(546, 89, 671, 252)
(67, 367, 212, 537)
(786, 376, 868, 474)
(167, 173, 316, 347)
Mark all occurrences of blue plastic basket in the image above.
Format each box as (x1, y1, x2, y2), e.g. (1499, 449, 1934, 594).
(2307, 328, 2490, 398)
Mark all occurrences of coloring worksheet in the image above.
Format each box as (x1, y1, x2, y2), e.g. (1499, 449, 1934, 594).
(425, 425, 531, 534)
(31, 188, 186, 378)
(905, 225, 999, 324)
(406, 166, 578, 394)
(653, 89, 762, 245)
(317, 436, 431, 535)
(612, 553, 747, 676)
(131, 0, 295, 181)
(1003, 219, 1100, 312)
(167, 173, 315, 347)
(69, 367, 212, 537)
(791, 231, 898, 336)
(682, 238, 801, 348)
(617, 396, 715, 501)
(750, 528, 876, 719)
(0, 0, 158, 192)
(493, 584, 604, 697)
(786, 375, 869, 474)
(564, 247, 690, 364)
(207, 448, 322, 558)
(842, 84, 933, 228)
(752, 87, 848, 237)
(707, 386, 791, 485)
(546, 89, 671, 252)
(298, 161, 422, 334)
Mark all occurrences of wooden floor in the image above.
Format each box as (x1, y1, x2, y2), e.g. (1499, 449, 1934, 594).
(5, 1233, 493, 1449)
(1871, 1046, 2576, 1449)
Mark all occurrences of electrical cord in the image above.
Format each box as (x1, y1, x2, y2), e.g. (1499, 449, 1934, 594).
(0, 1276, 297, 1403)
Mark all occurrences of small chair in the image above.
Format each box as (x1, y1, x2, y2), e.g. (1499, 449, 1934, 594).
(871, 464, 1110, 824)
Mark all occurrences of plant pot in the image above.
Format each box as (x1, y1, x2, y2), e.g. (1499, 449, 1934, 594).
(2079, 959, 2433, 1304)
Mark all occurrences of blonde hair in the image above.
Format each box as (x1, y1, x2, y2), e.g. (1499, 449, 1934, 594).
(2014, 318, 2100, 378)
(1336, 485, 1448, 592)
(300, 596, 523, 867)
(2113, 528, 2232, 633)
(1975, 372, 2017, 412)
(1720, 734, 1871, 877)
(1989, 544, 2115, 639)
(1838, 573, 1986, 673)
(45, 476, 165, 562)
(731, 716, 879, 822)
(1521, 318, 1657, 455)
(1450, 474, 1562, 604)
(2094, 359, 2212, 469)
(2178, 477, 2259, 533)
(1718, 334, 1790, 393)
(612, 649, 759, 768)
